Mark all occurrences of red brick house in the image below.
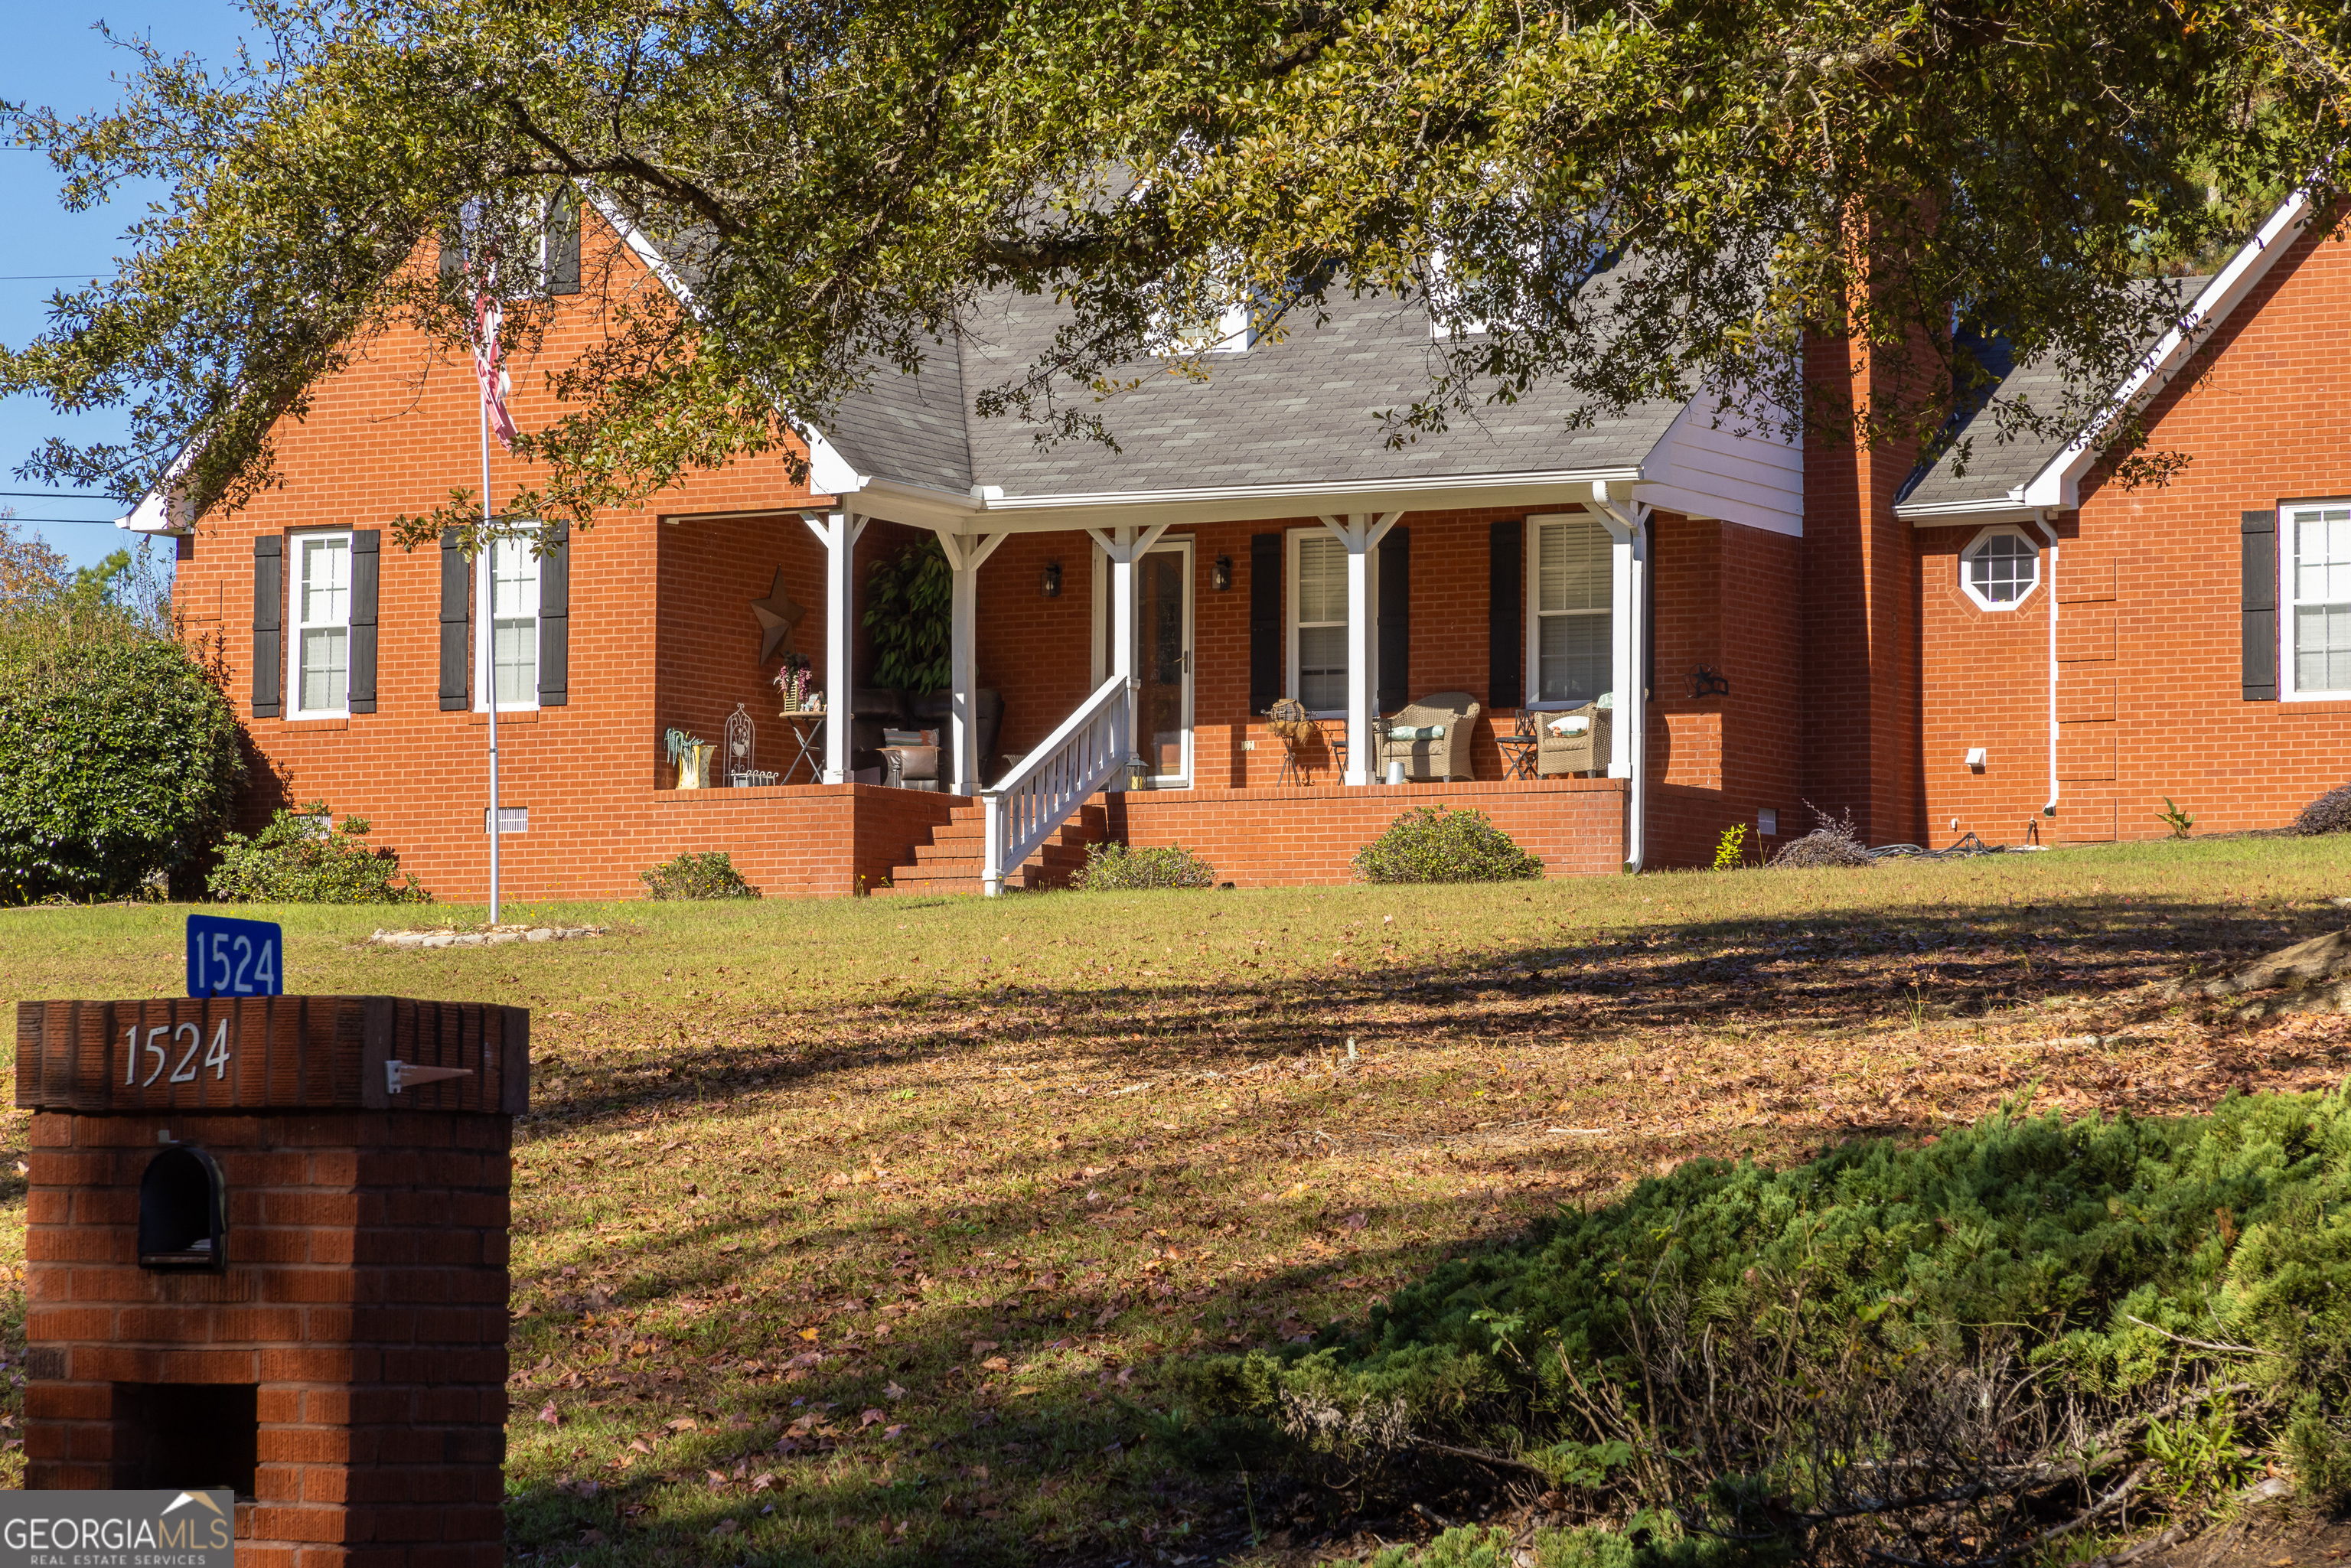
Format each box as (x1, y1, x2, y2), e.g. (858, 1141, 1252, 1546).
(124, 191, 2351, 899)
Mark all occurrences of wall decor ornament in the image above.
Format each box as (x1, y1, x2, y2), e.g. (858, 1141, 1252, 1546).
(750, 567, 807, 663)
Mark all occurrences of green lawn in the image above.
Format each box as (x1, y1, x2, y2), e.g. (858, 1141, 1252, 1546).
(3, 836, 2349, 1565)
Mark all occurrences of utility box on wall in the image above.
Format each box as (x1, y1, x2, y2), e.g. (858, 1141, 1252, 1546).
(13, 996, 529, 1568)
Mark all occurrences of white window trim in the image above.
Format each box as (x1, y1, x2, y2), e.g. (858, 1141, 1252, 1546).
(2281, 497, 2351, 702)
(1286, 526, 1372, 719)
(476, 526, 543, 713)
(288, 529, 354, 719)
(1524, 513, 1612, 710)
(1959, 524, 2042, 612)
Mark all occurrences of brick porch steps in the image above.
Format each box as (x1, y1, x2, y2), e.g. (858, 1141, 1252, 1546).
(872, 802, 1111, 895)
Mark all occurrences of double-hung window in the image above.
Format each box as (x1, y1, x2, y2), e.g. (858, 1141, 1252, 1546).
(1289, 530, 1354, 715)
(1528, 516, 1612, 706)
(290, 531, 353, 716)
(482, 531, 541, 709)
(2288, 501, 2351, 698)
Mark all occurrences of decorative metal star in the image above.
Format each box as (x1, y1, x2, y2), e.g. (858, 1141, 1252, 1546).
(749, 568, 807, 663)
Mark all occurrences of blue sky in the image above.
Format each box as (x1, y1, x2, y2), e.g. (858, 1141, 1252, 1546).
(2, 3, 250, 570)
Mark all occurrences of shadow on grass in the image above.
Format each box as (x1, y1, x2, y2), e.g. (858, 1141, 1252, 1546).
(494, 887, 2337, 1566)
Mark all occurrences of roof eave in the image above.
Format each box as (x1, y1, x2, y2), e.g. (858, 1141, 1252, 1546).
(2018, 186, 2317, 510)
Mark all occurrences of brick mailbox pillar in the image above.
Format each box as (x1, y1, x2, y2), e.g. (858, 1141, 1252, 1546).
(13, 996, 529, 1568)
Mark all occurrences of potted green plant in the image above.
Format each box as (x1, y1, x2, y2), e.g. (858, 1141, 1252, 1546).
(664, 726, 714, 789)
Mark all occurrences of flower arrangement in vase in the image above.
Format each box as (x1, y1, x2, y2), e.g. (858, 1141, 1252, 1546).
(774, 653, 814, 713)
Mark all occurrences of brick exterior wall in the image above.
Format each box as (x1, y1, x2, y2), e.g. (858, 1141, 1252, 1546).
(1914, 217, 2351, 845)
(1805, 328, 1929, 848)
(24, 1107, 510, 1568)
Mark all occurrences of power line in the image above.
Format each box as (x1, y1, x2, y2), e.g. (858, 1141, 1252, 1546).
(0, 274, 105, 281)
(0, 490, 115, 499)
(0, 516, 126, 526)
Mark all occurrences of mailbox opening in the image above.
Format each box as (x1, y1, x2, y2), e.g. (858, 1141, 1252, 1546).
(113, 1382, 258, 1498)
(138, 1146, 227, 1270)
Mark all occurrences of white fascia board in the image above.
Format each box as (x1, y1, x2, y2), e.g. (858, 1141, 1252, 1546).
(2020, 187, 2314, 510)
(115, 433, 208, 533)
(579, 184, 704, 317)
(801, 424, 867, 497)
(973, 465, 1644, 528)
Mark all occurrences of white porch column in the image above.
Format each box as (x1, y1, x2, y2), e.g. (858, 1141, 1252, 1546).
(801, 508, 868, 784)
(1587, 484, 1651, 871)
(1316, 511, 1402, 786)
(936, 529, 1009, 796)
(1084, 523, 1173, 786)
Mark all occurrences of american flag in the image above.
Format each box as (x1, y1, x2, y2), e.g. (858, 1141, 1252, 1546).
(471, 288, 518, 451)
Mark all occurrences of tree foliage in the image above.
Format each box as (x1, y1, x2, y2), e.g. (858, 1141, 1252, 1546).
(2, 2, 2347, 543)
(0, 588, 243, 904)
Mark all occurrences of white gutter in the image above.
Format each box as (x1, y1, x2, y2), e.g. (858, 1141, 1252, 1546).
(976, 465, 1646, 514)
(2032, 511, 2060, 823)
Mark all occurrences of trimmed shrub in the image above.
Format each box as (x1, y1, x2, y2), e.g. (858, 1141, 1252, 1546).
(2293, 781, 2351, 836)
(1769, 801, 1873, 869)
(640, 850, 762, 900)
(1353, 806, 1542, 884)
(208, 803, 431, 903)
(0, 615, 244, 904)
(1070, 841, 1217, 891)
(1182, 1088, 2351, 1558)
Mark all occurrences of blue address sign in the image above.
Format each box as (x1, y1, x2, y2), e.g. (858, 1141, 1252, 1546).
(185, 914, 284, 999)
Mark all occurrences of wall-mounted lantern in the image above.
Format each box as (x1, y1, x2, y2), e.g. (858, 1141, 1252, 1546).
(1041, 562, 1062, 598)
(1211, 556, 1233, 592)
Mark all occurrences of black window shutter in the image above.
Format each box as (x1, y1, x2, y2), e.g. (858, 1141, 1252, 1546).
(439, 529, 471, 710)
(546, 191, 581, 295)
(1248, 532, 1282, 713)
(1489, 518, 1523, 710)
(251, 534, 282, 719)
(538, 520, 570, 706)
(1378, 526, 1410, 711)
(2243, 509, 2278, 701)
(348, 530, 380, 714)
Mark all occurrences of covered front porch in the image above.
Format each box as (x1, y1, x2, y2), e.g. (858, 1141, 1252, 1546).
(780, 483, 1662, 893)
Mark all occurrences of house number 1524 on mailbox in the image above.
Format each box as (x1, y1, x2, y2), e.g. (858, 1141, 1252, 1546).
(184, 913, 284, 998)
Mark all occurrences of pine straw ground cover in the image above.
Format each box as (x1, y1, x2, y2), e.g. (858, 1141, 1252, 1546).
(1, 835, 2349, 1566)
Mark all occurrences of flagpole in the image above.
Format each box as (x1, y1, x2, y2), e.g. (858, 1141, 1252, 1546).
(480, 377, 501, 927)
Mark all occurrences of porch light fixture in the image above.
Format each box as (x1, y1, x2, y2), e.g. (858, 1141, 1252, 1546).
(1211, 556, 1232, 592)
(1040, 562, 1062, 598)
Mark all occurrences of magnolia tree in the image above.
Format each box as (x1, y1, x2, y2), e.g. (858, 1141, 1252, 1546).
(2, 0, 2346, 546)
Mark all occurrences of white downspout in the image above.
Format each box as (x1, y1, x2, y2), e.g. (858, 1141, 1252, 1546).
(2032, 511, 2060, 823)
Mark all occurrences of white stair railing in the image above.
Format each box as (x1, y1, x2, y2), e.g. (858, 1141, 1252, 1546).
(981, 674, 1136, 896)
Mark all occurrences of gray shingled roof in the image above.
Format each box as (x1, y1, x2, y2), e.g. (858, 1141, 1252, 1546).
(820, 283, 1686, 499)
(1899, 276, 2209, 511)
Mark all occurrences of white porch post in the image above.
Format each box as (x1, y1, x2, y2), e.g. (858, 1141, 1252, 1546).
(1316, 511, 1403, 786)
(1084, 523, 1173, 786)
(1587, 484, 1651, 871)
(937, 530, 1009, 796)
(801, 508, 868, 784)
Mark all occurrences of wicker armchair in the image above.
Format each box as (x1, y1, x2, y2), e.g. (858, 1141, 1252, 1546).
(1535, 702, 1612, 777)
(1379, 691, 1480, 781)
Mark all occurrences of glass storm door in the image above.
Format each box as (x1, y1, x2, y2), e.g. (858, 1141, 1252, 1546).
(1133, 540, 1193, 787)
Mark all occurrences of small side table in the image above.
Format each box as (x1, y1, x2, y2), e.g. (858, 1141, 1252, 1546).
(1498, 713, 1538, 781)
(778, 711, 829, 785)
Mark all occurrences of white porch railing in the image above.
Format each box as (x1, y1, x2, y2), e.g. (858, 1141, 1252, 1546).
(980, 674, 1136, 896)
